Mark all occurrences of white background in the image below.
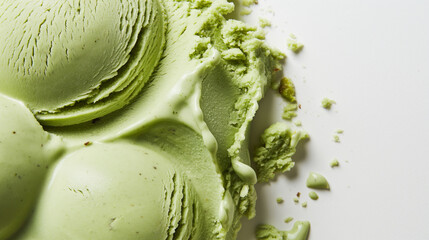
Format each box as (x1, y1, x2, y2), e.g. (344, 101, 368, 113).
(236, 0, 429, 239)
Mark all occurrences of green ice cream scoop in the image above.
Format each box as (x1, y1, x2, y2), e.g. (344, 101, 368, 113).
(16, 142, 201, 240)
(0, 0, 166, 126)
(0, 94, 64, 239)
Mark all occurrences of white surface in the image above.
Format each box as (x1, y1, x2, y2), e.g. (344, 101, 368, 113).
(237, 0, 429, 239)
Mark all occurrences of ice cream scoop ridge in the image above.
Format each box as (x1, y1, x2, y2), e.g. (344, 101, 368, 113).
(0, 0, 166, 126)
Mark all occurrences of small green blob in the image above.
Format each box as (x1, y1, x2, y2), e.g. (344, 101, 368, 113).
(284, 217, 294, 223)
(278, 77, 296, 103)
(321, 98, 336, 109)
(306, 172, 330, 190)
(308, 191, 319, 200)
(330, 159, 340, 168)
(256, 221, 310, 240)
(259, 18, 271, 28)
(333, 135, 340, 143)
(276, 197, 284, 204)
(301, 202, 307, 208)
(293, 197, 299, 203)
(294, 120, 302, 127)
(287, 34, 304, 53)
(282, 104, 298, 120)
(336, 129, 344, 134)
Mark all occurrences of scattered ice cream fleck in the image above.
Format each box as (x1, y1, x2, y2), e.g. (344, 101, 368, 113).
(279, 77, 297, 103)
(277, 197, 284, 204)
(284, 217, 294, 223)
(333, 135, 340, 143)
(301, 202, 308, 208)
(330, 159, 340, 167)
(308, 191, 319, 200)
(293, 197, 299, 203)
(283, 104, 298, 120)
(287, 34, 304, 53)
(321, 98, 336, 109)
(259, 18, 271, 28)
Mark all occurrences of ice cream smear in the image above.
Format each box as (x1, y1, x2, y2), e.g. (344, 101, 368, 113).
(0, 0, 308, 239)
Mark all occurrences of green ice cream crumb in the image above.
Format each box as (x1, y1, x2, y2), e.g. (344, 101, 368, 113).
(278, 77, 298, 120)
(333, 135, 340, 143)
(256, 221, 310, 240)
(259, 18, 272, 28)
(306, 172, 330, 190)
(240, 8, 252, 15)
(336, 129, 344, 134)
(301, 202, 307, 208)
(287, 34, 304, 53)
(277, 197, 284, 204)
(254, 122, 309, 182)
(321, 98, 336, 109)
(279, 77, 297, 103)
(330, 159, 340, 167)
(284, 217, 294, 223)
(242, 0, 258, 6)
(308, 191, 319, 200)
(293, 197, 299, 203)
(294, 120, 302, 127)
(282, 104, 298, 120)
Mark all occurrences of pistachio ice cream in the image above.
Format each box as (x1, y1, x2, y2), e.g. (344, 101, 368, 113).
(0, 0, 306, 239)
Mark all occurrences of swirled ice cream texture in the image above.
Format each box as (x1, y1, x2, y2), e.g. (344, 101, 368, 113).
(0, 0, 166, 126)
(0, 0, 306, 239)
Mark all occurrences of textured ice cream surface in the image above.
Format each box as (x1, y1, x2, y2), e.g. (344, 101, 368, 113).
(0, 0, 293, 239)
(15, 142, 201, 240)
(254, 122, 308, 182)
(0, 0, 166, 126)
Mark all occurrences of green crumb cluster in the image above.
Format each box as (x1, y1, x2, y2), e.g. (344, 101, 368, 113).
(242, 0, 258, 6)
(253, 122, 308, 182)
(336, 129, 344, 134)
(293, 197, 299, 203)
(276, 197, 284, 204)
(301, 202, 308, 208)
(333, 135, 340, 143)
(277, 77, 298, 120)
(282, 104, 298, 120)
(321, 98, 336, 109)
(287, 34, 304, 53)
(308, 191, 319, 200)
(294, 120, 302, 127)
(259, 18, 271, 28)
(330, 159, 340, 167)
(256, 221, 310, 240)
(284, 217, 294, 223)
(279, 77, 297, 103)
